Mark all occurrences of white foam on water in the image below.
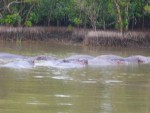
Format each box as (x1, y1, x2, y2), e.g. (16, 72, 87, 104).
(2, 61, 33, 69)
(54, 94, 72, 98)
(34, 61, 56, 67)
(34, 60, 85, 69)
(51, 76, 73, 81)
(57, 103, 73, 106)
(34, 76, 44, 79)
(105, 80, 123, 84)
(26, 101, 48, 105)
(80, 80, 97, 84)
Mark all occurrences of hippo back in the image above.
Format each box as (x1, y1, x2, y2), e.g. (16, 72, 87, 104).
(2, 60, 34, 69)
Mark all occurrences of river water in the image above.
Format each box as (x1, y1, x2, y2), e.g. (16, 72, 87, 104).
(0, 41, 150, 113)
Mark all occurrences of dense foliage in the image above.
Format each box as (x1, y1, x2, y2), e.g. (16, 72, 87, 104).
(0, 0, 150, 32)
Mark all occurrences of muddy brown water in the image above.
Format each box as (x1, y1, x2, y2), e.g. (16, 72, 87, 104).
(0, 40, 150, 113)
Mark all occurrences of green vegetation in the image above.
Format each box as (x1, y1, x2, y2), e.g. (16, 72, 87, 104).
(0, 0, 150, 32)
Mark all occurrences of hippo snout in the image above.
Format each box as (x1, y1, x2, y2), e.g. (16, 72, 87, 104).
(79, 59, 88, 65)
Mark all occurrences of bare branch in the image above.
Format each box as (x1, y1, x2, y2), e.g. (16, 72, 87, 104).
(24, 3, 35, 22)
(7, 0, 23, 13)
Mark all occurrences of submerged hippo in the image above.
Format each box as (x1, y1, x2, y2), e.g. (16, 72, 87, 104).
(61, 59, 88, 65)
(91, 55, 150, 65)
(59, 55, 93, 66)
(65, 55, 94, 61)
(29, 55, 58, 61)
(125, 55, 150, 64)
(0, 52, 28, 59)
(47, 55, 92, 68)
(31, 55, 58, 67)
(88, 55, 126, 66)
(51, 59, 88, 68)
(0, 53, 149, 69)
(2, 60, 34, 69)
(95, 55, 123, 60)
(43, 55, 92, 68)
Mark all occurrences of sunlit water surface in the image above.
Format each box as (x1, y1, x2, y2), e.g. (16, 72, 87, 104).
(0, 41, 150, 113)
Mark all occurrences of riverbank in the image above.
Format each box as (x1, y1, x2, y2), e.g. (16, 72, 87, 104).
(0, 26, 150, 48)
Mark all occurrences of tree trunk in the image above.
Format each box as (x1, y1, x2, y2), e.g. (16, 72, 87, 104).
(114, 0, 123, 34)
(132, 17, 134, 31)
(47, 11, 51, 26)
(2, 0, 7, 7)
(125, 3, 129, 31)
(57, 20, 59, 27)
(142, 15, 145, 30)
(19, 2, 26, 15)
(91, 21, 97, 31)
(24, 4, 35, 23)
(48, 17, 50, 26)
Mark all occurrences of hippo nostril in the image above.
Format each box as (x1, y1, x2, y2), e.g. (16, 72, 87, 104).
(35, 56, 48, 61)
(62, 59, 69, 63)
(84, 60, 88, 65)
(37, 57, 41, 60)
(138, 59, 144, 64)
(80, 60, 88, 65)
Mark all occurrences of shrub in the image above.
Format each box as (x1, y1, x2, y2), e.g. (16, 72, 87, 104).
(3, 13, 21, 26)
(68, 24, 73, 32)
(24, 21, 32, 27)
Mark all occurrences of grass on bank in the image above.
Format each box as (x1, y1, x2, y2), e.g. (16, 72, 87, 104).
(0, 26, 149, 48)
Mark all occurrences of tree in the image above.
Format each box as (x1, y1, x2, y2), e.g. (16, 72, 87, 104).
(0, 0, 37, 26)
(144, 3, 150, 13)
(75, 0, 101, 30)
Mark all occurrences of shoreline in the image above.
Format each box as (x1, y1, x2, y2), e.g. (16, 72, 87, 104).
(0, 26, 150, 48)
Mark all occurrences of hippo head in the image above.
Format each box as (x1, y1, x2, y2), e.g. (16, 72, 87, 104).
(137, 56, 149, 64)
(34, 55, 58, 61)
(147, 57, 150, 64)
(35, 56, 48, 61)
(28, 60, 35, 65)
(62, 59, 88, 65)
(62, 59, 70, 63)
(77, 59, 88, 65)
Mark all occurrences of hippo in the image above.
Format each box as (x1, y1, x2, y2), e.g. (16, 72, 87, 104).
(52, 59, 88, 69)
(29, 55, 59, 67)
(95, 55, 123, 60)
(88, 55, 127, 66)
(0, 52, 28, 60)
(1, 60, 34, 69)
(40, 55, 91, 69)
(125, 55, 149, 64)
(65, 55, 94, 61)
(0, 53, 149, 69)
(0, 53, 29, 66)
(147, 57, 150, 64)
(60, 59, 88, 66)
(61, 59, 88, 65)
(43, 55, 91, 68)
(29, 55, 58, 61)
(57, 55, 92, 66)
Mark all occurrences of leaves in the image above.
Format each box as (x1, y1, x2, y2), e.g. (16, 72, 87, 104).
(0, 0, 149, 30)
(144, 4, 150, 13)
(1, 13, 21, 26)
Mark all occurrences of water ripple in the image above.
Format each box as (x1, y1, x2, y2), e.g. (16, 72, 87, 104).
(51, 76, 74, 81)
(54, 94, 72, 98)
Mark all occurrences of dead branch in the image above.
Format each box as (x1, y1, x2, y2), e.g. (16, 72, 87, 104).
(24, 3, 35, 22)
(7, 0, 23, 13)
